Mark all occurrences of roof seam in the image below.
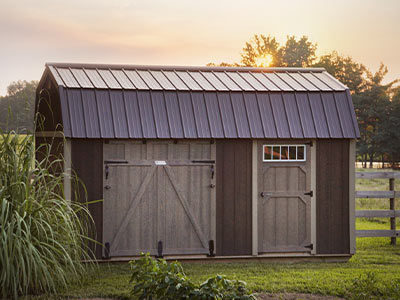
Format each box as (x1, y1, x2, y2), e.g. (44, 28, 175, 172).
(332, 92, 346, 137)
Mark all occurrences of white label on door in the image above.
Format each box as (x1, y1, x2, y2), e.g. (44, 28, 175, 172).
(155, 160, 167, 165)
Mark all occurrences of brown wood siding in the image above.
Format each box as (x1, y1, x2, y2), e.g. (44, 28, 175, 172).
(316, 140, 350, 254)
(35, 75, 63, 132)
(71, 139, 103, 259)
(216, 140, 252, 256)
(35, 136, 64, 175)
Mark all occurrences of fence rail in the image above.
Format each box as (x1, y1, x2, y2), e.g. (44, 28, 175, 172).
(356, 172, 398, 244)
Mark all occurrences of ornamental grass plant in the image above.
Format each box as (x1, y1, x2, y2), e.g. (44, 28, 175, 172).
(0, 131, 96, 299)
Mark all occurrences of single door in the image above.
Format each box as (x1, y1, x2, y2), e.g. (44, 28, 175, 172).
(103, 141, 215, 257)
(258, 142, 312, 253)
(216, 140, 252, 256)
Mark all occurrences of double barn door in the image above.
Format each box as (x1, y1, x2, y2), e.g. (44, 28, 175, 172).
(103, 141, 215, 257)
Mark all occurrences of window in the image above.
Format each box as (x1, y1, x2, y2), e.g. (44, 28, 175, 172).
(263, 145, 306, 162)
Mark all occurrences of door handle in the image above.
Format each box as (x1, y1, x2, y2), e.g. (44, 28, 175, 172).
(105, 185, 111, 190)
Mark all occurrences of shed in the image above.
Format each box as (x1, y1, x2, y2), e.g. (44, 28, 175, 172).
(35, 63, 359, 261)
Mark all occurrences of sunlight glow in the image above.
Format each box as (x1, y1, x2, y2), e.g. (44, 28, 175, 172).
(255, 54, 274, 67)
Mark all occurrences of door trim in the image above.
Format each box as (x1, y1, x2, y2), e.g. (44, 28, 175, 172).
(252, 140, 258, 256)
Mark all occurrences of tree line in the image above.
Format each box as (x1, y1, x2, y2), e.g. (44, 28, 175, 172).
(209, 35, 400, 168)
(0, 35, 399, 167)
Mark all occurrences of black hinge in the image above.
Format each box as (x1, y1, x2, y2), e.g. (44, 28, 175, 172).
(103, 242, 111, 259)
(304, 191, 313, 197)
(305, 243, 313, 250)
(104, 160, 129, 164)
(192, 160, 215, 164)
(155, 241, 163, 259)
(207, 240, 215, 257)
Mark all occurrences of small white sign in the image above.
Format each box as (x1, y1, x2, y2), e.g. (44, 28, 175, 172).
(155, 160, 167, 165)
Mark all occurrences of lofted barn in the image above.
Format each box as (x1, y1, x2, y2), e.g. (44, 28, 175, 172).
(35, 63, 359, 261)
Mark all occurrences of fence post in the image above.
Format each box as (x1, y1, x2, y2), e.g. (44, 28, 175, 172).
(390, 177, 396, 245)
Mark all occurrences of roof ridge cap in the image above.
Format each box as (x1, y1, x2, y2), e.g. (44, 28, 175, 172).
(45, 62, 326, 73)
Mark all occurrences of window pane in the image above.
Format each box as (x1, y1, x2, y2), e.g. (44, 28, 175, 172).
(272, 146, 280, 160)
(289, 146, 296, 160)
(281, 146, 289, 160)
(264, 146, 272, 160)
(297, 146, 305, 160)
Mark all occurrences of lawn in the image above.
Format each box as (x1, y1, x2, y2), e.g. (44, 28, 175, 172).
(26, 168, 400, 299)
(36, 225, 396, 300)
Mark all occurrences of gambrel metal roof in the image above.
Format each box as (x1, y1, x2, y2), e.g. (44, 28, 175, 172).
(39, 62, 360, 139)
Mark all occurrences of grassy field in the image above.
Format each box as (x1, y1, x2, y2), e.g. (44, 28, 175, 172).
(24, 168, 399, 300)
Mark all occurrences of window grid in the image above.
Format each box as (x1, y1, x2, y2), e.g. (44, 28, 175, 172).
(263, 145, 306, 162)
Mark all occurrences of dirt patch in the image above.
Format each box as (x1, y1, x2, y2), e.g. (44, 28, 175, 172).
(257, 293, 345, 300)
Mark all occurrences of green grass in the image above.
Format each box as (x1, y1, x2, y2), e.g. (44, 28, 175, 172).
(356, 168, 400, 211)
(27, 222, 399, 300)
(24, 170, 400, 299)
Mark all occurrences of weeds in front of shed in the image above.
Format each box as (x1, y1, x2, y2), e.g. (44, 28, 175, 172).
(0, 130, 96, 300)
(130, 253, 256, 300)
(346, 272, 400, 300)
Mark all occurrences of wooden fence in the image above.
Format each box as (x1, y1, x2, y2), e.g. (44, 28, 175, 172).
(356, 172, 400, 245)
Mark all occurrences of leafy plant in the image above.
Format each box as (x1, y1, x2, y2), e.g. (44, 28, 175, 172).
(0, 131, 95, 299)
(346, 272, 400, 300)
(130, 253, 256, 300)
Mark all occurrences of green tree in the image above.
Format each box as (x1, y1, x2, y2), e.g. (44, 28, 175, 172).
(353, 64, 397, 167)
(279, 35, 317, 67)
(380, 86, 400, 167)
(313, 51, 367, 94)
(0, 80, 37, 132)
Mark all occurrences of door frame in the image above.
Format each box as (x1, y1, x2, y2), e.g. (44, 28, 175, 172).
(255, 139, 316, 255)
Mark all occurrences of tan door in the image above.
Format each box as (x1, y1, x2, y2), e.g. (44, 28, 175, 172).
(258, 141, 312, 253)
(103, 141, 215, 257)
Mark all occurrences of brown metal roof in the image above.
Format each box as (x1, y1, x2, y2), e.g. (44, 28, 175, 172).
(44, 63, 359, 139)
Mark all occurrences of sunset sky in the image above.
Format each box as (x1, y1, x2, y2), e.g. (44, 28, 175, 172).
(0, 0, 399, 95)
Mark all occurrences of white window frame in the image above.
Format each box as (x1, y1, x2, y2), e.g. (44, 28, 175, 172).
(263, 144, 306, 162)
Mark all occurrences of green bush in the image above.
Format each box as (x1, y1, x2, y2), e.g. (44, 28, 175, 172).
(0, 131, 95, 299)
(346, 272, 400, 300)
(130, 253, 256, 300)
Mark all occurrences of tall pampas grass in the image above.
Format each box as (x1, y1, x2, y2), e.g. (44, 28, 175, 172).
(0, 131, 95, 299)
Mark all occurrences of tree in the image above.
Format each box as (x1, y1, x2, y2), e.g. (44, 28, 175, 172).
(313, 51, 367, 94)
(209, 35, 317, 68)
(0, 80, 38, 132)
(240, 35, 281, 67)
(352, 64, 398, 167)
(379, 86, 400, 168)
(279, 35, 317, 67)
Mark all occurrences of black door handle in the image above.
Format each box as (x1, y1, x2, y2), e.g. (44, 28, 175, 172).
(304, 191, 313, 197)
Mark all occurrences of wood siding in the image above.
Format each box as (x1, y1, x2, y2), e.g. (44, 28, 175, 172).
(316, 140, 350, 254)
(35, 136, 64, 175)
(216, 140, 252, 256)
(35, 74, 63, 132)
(71, 139, 103, 259)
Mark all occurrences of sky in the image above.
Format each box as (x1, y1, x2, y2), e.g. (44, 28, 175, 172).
(0, 0, 399, 95)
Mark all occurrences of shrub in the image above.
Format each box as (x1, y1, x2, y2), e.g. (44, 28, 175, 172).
(346, 272, 400, 300)
(0, 131, 95, 299)
(130, 253, 256, 300)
